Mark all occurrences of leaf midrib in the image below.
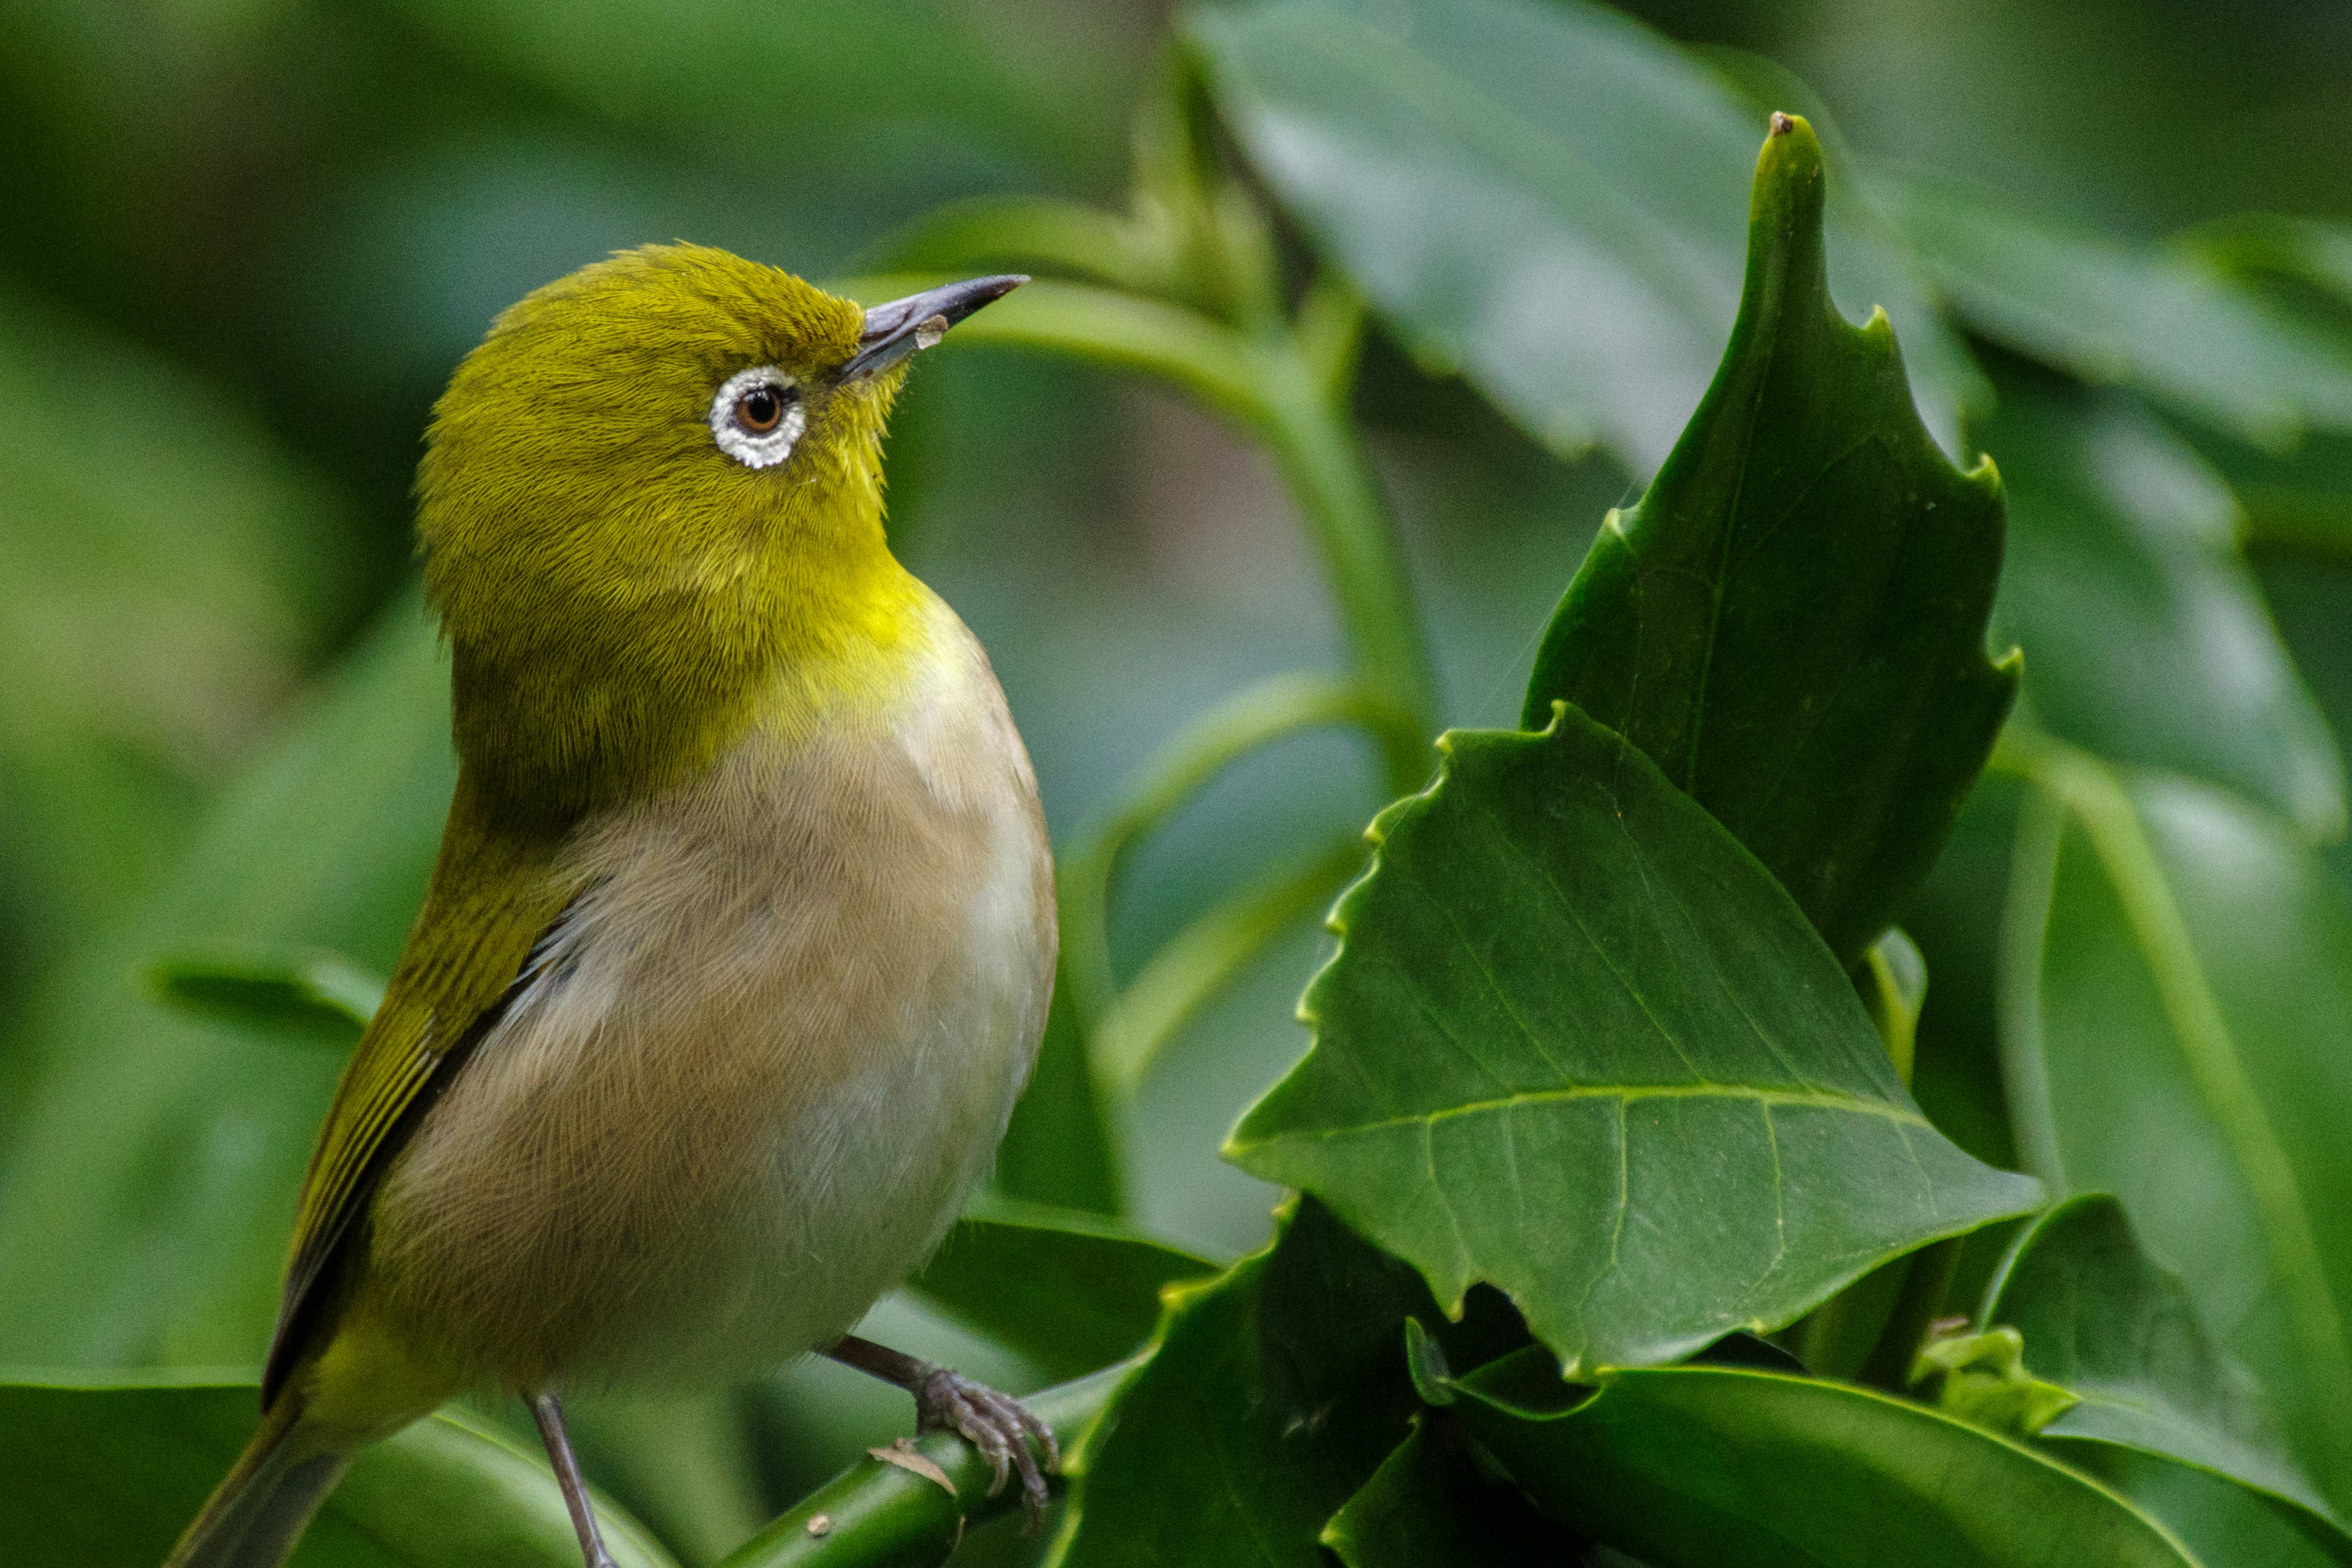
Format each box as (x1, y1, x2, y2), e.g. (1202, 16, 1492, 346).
(1245, 1081, 1926, 1145)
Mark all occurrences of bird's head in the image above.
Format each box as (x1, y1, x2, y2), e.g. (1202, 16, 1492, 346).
(415, 243, 1022, 824)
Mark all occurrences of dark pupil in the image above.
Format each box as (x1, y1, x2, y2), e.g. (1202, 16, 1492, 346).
(739, 386, 783, 432)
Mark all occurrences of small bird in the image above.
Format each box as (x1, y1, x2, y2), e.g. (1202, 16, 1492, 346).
(167, 246, 1057, 1568)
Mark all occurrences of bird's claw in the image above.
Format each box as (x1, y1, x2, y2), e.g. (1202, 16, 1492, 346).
(913, 1365, 1059, 1525)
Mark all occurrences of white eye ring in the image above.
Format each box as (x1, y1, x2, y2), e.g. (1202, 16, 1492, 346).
(710, 366, 805, 469)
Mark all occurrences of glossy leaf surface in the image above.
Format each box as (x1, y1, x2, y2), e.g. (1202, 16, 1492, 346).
(2011, 750, 2352, 1510)
(1229, 704, 2040, 1375)
(906, 1199, 1219, 1382)
(0, 1376, 676, 1568)
(1525, 115, 2015, 966)
(1188, 0, 1972, 471)
(1982, 372, 2344, 836)
(1450, 1354, 2196, 1567)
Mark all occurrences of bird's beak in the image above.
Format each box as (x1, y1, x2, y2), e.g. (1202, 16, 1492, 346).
(842, 274, 1028, 382)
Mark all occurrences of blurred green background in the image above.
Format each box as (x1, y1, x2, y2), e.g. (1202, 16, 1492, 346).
(7, 0, 2352, 1560)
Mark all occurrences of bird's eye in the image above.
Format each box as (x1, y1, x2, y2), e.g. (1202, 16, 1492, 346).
(709, 366, 805, 468)
(737, 386, 786, 432)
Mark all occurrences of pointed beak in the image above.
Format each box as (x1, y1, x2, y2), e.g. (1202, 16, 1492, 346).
(842, 274, 1027, 382)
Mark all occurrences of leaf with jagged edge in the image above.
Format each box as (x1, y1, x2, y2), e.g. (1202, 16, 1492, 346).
(1521, 113, 2016, 970)
(1227, 703, 2040, 1376)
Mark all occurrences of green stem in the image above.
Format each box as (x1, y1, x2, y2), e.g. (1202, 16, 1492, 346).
(1246, 344, 1439, 792)
(1855, 1238, 1963, 1392)
(1059, 673, 1411, 1041)
(1093, 835, 1365, 1096)
(1989, 726, 2350, 1430)
(715, 1365, 1129, 1568)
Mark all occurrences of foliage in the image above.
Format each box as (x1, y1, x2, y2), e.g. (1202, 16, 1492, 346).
(6, 0, 2352, 1563)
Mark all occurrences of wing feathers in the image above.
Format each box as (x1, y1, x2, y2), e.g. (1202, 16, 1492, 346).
(262, 783, 578, 1403)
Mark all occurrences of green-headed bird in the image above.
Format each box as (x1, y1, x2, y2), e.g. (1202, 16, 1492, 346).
(167, 246, 1056, 1568)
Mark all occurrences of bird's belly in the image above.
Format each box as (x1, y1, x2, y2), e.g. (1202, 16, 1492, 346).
(364, 655, 1053, 1393)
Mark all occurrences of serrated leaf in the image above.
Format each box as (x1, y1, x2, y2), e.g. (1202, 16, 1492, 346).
(1980, 1194, 2352, 1559)
(1981, 371, 2345, 837)
(1881, 175, 2352, 451)
(2005, 745, 2352, 1510)
(907, 1199, 1218, 1382)
(1446, 1353, 2199, 1567)
(1186, 0, 1975, 470)
(1523, 115, 2015, 967)
(0, 1375, 677, 1568)
(1227, 704, 2040, 1376)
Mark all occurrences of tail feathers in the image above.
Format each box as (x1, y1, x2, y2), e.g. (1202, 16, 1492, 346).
(165, 1393, 350, 1568)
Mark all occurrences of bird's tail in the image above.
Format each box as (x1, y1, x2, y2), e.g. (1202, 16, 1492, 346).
(164, 1391, 350, 1568)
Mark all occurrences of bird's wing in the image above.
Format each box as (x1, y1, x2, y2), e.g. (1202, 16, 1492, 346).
(263, 784, 581, 1403)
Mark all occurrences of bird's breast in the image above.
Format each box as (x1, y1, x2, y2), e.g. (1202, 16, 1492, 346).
(366, 595, 1055, 1392)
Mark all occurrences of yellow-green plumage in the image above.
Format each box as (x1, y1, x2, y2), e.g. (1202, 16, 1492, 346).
(169, 245, 1054, 1566)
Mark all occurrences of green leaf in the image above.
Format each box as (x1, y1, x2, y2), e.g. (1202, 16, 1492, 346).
(1186, 0, 1976, 470)
(2062, 1446, 2352, 1568)
(1986, 1195, 2343, 1523)
(1320, 1419, 1580, 1568)
(1523, 114, 2015, 967)
(148, 948, 386, 1047)
(1446, 1354, 2199, 1567)
(0, 1374, 677, 1568)
(905, 1199, 1219, 1383)
(1050, 1198, 1503, 1568)
(2000, 737, 2352, 1511)
(0, 590, 454, 1368)
(1228, 704, 2041, 1376)
(1880, 176, 2352, 451)
(1980, 370, 2345, 838)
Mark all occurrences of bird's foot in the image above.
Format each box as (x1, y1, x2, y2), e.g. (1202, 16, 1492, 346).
(912, 1364, 1059, 1523)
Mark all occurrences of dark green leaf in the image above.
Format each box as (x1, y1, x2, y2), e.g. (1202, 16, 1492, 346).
(1186, 0, 1974, 470)
(905, 1198, 1219, 1382)
(1052, 1199, 1465, 1568)
(0, 591, 453, 1368)
(1449, 1354, 2198, 1567)
(1987, 1195, 2340, 1517)
(1321, 1419, 1579, 1568)
(148, 948, 386, 1047)
(1981, 1194, 2352, 1558)
(1524, 115, 2015, 967)
(1981, 370, 2345, 837)
(1880, 176, 2352, 451)
(1229, 704, 2040, 1376)
(2004, 742, 2352, 1510)
(0, 1375, 677, 1568)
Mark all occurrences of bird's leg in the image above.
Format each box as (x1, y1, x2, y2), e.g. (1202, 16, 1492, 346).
(529, 1391, 619, 1568)
(826, 1333, 1059, 1521)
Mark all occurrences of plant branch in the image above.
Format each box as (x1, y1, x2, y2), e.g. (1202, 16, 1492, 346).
(1058, 672, 1411, 1039)
(715, 1365, 1131, 1568)
(1092, 834, 1366, 1096)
